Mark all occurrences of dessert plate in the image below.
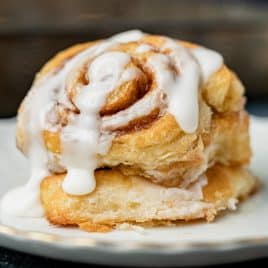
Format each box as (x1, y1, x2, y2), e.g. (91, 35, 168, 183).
(0, 117, 267, 267)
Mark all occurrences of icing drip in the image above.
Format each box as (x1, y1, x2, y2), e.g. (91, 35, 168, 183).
(192, 47, 223, 82)
(61, 52, 137, 195)
(149, 38, 223, 133)
(0, 146, 49, 217)
(0, 76, 58, 217)
(1, 30, 224, 217)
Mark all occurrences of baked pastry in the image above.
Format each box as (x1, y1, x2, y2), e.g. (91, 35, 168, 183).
(1, 30, 257, 231)
(41, 164, 256, 232)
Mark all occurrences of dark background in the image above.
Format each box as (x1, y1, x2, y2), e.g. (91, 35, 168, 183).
(0, 0, 268, 266)
(0, 0, 268, 117)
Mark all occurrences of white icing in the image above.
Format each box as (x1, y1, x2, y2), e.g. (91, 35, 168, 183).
(1, 30, 224, 217)
(61, 52, 134, 195)
(0, 75, 58, 217)
(0, 157, 48, 217)
(192, 47, 223, 83)
(148, 52, 199, 132)
(110, 29, 144, 43)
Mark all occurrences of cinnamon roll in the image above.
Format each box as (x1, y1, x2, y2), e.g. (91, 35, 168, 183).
(2, 30, 258, 231)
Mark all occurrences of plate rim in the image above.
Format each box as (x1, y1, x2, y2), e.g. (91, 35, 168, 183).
(0, 222, 268, 253)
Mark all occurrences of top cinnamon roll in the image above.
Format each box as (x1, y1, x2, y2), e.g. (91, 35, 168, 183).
(2, 30, 256, 228)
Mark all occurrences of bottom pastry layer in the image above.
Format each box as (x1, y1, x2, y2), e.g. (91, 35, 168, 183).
(40, 164, 258, 232)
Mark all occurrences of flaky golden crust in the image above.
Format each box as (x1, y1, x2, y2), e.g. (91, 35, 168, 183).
(40, 164, 258, 232)
(16, 35, 249, 187)
(113, 110, 251, 186)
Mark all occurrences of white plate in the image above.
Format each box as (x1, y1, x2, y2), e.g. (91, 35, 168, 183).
(0, 117, 267, 267)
